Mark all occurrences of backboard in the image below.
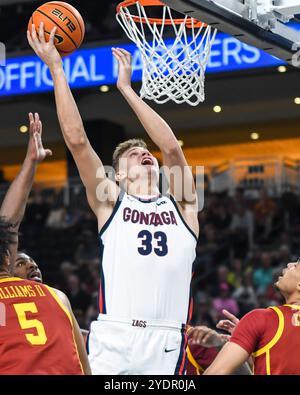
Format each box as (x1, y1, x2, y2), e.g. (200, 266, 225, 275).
(161, 0, 300, 66)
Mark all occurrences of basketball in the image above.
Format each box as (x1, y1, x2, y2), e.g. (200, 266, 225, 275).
(28, 1, 85, 56)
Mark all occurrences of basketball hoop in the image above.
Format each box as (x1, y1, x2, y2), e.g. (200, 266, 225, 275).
(116, 0, 217, 106)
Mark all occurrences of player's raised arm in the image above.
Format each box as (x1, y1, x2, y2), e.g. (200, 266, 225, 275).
(112, 48, 198, 224)
(0, 112, 52, 266)
(27, 23, 119, 220)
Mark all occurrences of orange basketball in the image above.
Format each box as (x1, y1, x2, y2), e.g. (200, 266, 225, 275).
(28, 1, 85, 56)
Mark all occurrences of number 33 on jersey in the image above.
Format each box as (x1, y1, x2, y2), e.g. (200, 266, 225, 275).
(98, 192, 197, 324)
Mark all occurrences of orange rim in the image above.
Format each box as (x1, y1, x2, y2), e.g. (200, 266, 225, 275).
(116, 0, 205, 27)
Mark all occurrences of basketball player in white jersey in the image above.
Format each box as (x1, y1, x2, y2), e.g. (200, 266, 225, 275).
(28, 24, 199, 375)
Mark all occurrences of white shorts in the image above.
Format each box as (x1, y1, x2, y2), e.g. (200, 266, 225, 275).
(87, 314, 187, 375)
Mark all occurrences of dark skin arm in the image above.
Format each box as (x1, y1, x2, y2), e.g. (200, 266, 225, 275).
(70, 309, 91, 375)
(0, 113, 52, 268)
(53, 288, 91, 375)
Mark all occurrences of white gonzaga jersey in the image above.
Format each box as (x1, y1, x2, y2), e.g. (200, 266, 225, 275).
(98, 192, 197, 325)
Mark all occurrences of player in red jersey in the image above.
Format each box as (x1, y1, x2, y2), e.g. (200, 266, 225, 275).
(0, 254, 89, 374)
(14, 253, 43, 283)
(186, 323, 251, 375)
(0, 113, 91, 374)
(205, 260, 300, 375)
(13, 252, 90, 343)
(0, 113, 52, 269)
(186, 326, 219, 375)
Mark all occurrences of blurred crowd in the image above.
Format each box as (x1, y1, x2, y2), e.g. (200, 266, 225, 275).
(14, 182, 300, 330)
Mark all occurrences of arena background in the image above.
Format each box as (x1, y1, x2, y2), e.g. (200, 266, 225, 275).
(1, 0, 300, 330)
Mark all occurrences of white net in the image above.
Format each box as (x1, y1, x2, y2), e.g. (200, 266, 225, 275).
(116, 2, 217, 106)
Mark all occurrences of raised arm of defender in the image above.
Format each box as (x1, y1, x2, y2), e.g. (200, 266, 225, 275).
(0, 113, 52, 266)
(112, 48, 199, 236)
(27, 24, 119, 223)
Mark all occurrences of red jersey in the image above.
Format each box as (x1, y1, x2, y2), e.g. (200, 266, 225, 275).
(186, 344, 219, 375)
(230, 304, 300, 375)
(0, 277, 83, 375)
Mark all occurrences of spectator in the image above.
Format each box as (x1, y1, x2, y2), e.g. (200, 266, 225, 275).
(212, 282, 239, 321)
(65, 273, 92, 314)
(273, 244, 290, 277)
(254, 189, 277, 242)
(253, 252, 273, 293)
(85, 293, 100, 328)
(193, 297, 217, 327)
(230, 204, 253, 257)
(211, 265, 232, 297)
(227, 258, 243, 289)
(232, 270, 258, 315)
(25, 190, 49, 227)
(209, 204, 232, 230)
(58, 261, 76, 289)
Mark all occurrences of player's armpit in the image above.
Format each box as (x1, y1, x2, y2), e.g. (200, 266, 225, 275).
(162, 146, 198, 206)
(52, 288, 92, 375)
(203, 342, 250, 375)
(162, 149, 199, 238)
(233, 361, 253, 375)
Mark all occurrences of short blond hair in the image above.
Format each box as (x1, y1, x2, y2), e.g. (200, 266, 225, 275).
(112, 139, 148, 170)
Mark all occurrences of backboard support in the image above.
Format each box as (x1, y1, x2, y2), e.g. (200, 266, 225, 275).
(161, 0, 300, 66)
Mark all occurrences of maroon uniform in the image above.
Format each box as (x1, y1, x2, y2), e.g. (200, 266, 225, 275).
(186, 344, 219, 374)
(0, 277, 83, 375)
(231, 304, 300, 374)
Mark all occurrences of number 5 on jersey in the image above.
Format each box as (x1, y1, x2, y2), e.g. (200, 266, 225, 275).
(13, 302, 48, 346)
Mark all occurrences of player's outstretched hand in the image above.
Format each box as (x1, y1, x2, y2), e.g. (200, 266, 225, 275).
(27, 22, 62, 69)
(112, 47, 132, 91)
(27, 112, 52, 163)
(187, 325, 226, 348)
(216, 309, 240, 335)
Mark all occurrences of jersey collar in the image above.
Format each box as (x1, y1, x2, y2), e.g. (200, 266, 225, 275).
(129, 194, 162, 203)
(284, 302, 300, 310)
(0, 277, 23, 284)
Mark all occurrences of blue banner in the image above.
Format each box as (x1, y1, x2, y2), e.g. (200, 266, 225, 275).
(0, 27, 295, 97)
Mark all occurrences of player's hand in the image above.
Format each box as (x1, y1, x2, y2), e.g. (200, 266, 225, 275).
(112, 47, 132, 90)
(27, 22, 62, 69)
(187, 325, 225, 348)
(27, 112, 52, 163)
(216, 309, 240, 335)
